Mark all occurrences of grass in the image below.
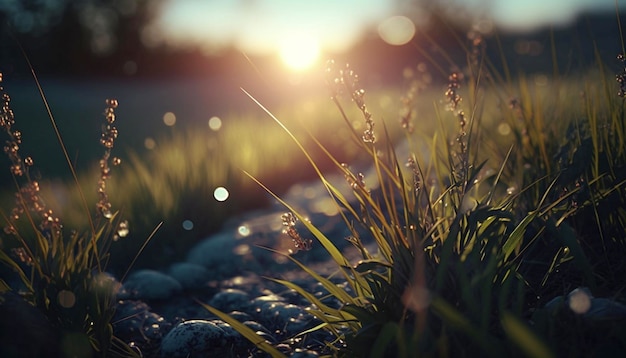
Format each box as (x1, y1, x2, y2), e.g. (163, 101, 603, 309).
(203, 25, 626, 358)
(0, 69, 139, 357)
(2, 88, 409, 274)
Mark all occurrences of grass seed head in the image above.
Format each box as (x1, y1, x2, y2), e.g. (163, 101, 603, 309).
(281, 212, 312, 253)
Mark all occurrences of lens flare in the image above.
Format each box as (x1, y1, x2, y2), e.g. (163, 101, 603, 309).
(279, 34, 320, 71)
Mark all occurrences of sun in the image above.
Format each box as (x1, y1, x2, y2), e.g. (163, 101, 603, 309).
(278, 34, 321, 72)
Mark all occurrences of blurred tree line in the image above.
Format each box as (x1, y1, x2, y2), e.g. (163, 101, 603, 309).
(0, 0, 165, 77)
(0, 0, 623, 79)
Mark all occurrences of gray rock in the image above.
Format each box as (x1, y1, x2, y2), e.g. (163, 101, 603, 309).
(119, 269, 182, 300)
(160, 319, 245, 357)
(290, 348, 320, 357)
(187, 232, 258, 278)
(243, 320, 271, 335)
(167, 262, 210, 289)
(249, 293, 286, 315)
(228, 310, 253, 323)
(0, 291, 60, 358)
(113, 300, 170, 357)
(208, 288, 251, 313)
(257, 301, 313, 336)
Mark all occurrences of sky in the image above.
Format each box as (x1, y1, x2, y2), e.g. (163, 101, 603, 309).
(0, 0, 622, 71)
(146, 0, 624, 71)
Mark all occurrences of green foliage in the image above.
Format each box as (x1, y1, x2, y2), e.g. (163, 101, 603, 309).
(207, 25, 626, 358)
(0, 76, 138, 357)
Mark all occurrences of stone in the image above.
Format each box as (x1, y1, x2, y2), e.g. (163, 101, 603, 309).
(113, 300, 169, 357)
(0, 291, 60, 358)
(290, 348, 320, 357)
(186, 232, 254, 278)
(208, 288, 252, 313)
(119, 269, 182, 300)
(160, 319, 247, 357)
(256, 301, 313, 336)
(167, 262, 210, 290)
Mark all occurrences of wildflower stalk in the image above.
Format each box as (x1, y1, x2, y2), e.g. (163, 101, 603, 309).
(0, 72, 136, 357)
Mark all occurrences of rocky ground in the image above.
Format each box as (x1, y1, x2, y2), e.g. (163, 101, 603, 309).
(112, 173, 369, 357)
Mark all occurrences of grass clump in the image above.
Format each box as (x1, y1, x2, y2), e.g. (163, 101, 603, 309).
(208, 26, 626, 358)
(0, 73, 138, 357)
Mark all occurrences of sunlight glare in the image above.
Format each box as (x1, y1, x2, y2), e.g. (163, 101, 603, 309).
(279, 34, 321, 71)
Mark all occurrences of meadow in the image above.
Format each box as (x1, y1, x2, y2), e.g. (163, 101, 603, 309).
(1, 15, 626, 357)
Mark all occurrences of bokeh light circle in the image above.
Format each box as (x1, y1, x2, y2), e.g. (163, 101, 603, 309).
(208, 116, 222, 131)
(163, 112, 176, 126)
(57, 290, 76, 308)
(182, 220, 194, 230)
(144, 137, 156, 150)
(214, 186, 229, 201)
(378, 16, 416, 46)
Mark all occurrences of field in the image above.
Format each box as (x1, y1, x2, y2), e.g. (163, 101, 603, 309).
(1, 13, 626, 358)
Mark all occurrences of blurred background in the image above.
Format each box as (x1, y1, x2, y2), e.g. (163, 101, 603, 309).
(0, 0, 624, 272)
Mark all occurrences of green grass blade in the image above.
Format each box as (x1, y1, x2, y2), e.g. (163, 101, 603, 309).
(244, 171, 351, 268)
(0, 249, 33, 292)
(502, 211, 538, 262)
(501, 311, 554, 358)
(262, 247, 356, 304)
(198, 300, 287, 358)
(266, 277, 355, 322)
(430, 296, 503, 357)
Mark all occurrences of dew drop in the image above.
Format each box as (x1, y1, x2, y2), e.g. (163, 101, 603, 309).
(506, 186, 516, 195)
(117, 220, 129, 237)
(106, 99, 118, 108)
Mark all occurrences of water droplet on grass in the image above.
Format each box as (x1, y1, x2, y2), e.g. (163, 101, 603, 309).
(106, 99, 118, 108)
(117, 220, 129, 237)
